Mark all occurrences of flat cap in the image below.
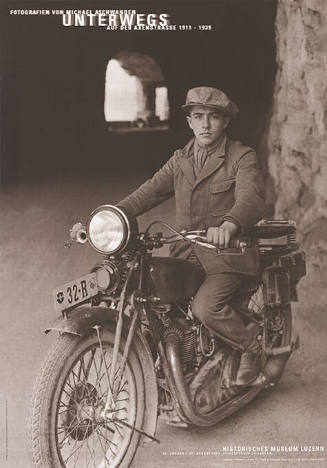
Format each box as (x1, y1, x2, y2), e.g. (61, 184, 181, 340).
(181, 86, 238, 117)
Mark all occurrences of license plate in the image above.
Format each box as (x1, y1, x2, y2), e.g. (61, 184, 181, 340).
(53, 273, 98, 313)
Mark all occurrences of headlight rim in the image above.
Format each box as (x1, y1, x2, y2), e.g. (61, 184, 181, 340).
(86, 205, 136, 255)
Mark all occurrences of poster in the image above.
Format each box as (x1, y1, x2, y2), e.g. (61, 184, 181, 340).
(0, 1, 325, 467)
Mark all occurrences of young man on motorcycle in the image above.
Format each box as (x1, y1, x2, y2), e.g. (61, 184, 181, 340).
(118, 86, 266, 385)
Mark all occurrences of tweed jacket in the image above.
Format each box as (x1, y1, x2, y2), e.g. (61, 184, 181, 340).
(118, 137, 266, 276)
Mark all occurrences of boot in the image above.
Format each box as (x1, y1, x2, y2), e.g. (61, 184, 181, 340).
(235, 339, 261, 386)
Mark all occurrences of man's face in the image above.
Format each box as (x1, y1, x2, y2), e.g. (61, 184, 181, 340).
(187, 106, 230, 147)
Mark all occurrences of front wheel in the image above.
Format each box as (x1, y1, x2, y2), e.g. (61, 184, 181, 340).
(29, 328, 145, 468)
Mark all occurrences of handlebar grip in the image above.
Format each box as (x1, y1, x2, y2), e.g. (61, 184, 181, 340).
(184, 234, 249, 249)
(152, 231, 251, 252)
(231, 238, 249, 248)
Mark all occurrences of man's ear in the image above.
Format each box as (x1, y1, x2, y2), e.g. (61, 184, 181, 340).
(186, 115, 193, 129)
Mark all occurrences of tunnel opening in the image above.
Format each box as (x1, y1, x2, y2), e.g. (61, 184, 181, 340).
(104, 52, 169, 132)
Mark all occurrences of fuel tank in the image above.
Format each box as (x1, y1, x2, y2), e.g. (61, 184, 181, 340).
(145, 256, 205, 302)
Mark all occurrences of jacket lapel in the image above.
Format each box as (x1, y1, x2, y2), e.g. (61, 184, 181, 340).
(179, 137, 228, 189)
(193, 139, 228, 189)
(179, 139, 196, 186)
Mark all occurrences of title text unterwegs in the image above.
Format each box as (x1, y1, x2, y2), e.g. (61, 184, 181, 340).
(62, 12, 171, 29)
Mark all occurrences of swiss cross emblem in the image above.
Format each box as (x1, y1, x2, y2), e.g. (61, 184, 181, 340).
(56, 292, 64, 304)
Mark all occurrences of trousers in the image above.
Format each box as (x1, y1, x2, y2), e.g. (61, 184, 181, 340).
(190, 270, 257, 350)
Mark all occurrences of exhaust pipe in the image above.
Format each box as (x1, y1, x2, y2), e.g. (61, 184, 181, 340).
(252, 354, 291, 387)
(261, 335, 299, 386)
(166, 330, 298, 399)
(165, 331, 261, 426)
(165, 331, 210, 426)
(247, 336, 300, 387)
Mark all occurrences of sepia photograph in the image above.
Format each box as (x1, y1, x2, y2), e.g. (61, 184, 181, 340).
(0, 0, 326, 467)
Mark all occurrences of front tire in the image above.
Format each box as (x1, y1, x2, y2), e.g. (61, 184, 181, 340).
(29, 328, 145, 468)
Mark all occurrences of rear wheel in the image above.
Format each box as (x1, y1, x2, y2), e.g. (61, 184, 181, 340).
(248, 282, 292, 348)
(29, 328, 145, 468)
(248, 282, 293, 389)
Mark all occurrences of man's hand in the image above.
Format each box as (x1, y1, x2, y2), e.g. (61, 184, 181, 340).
(206, 221, 238, 249)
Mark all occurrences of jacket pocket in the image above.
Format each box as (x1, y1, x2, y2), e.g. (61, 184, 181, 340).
(210, 179, 235, 193)
(210, 179, 235, 214)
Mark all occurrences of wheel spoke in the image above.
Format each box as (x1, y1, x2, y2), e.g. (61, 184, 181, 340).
(91, 349, 114, 405)
(58, 414, 79, 447)
(58, 408, 70, 416)
(54, 337, 135, 468)
(99, 423, 115, 434)
(89, 418, 96, 468)
(92, 351, 109, 402)
(61, 433, 82, 463)
(65, 419, 92, 466)
(62, 386, 74, 399)
(114, 397, 129, 403)
(71, 369, 80, 387)
(84, 426, 98, 468)
(95, 366, 124, 404)
(112, 421, 124, 438)
(97, 372, 127, 401)
(94, 426, 113, 462)
(248, 283, 265, 315)
(96, 425, 118, 448)
(81, 349, 96, 382)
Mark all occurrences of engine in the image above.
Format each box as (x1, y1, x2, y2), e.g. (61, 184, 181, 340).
(151, 303, 216, 370)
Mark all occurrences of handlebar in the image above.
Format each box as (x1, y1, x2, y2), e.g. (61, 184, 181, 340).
(144, 228, 250, 255)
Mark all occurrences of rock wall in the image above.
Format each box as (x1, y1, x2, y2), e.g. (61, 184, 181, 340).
(267, 0, 327, 269)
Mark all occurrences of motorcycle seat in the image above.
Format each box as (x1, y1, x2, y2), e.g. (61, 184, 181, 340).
(248, 224, 296, 239)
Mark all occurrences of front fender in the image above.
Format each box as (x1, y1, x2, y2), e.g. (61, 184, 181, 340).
(45, 304, 158, 442)
(45, 305, 117, 336)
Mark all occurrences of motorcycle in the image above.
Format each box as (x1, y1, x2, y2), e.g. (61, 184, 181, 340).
(28, 204, 306, 468)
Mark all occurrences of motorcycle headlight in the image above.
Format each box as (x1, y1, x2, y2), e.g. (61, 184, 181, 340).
(87, 205, 137, 255)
